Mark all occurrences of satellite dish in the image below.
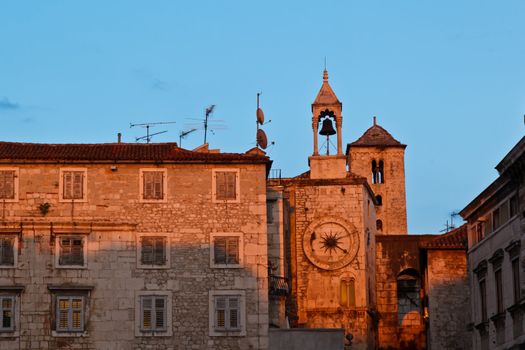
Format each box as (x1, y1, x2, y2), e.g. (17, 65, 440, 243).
(256, 108, 265, 125)
(257, 129, 268, 149)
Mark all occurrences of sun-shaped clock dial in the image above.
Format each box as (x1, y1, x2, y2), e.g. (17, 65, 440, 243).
(319, 231, 348, 255)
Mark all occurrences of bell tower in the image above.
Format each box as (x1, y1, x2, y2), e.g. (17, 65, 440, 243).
(309, 70, 347, 179)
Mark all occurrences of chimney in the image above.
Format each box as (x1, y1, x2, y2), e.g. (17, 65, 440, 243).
(117, 133, 122, 143)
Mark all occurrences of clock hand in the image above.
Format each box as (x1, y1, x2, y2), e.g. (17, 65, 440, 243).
(335, 245, 348, 254)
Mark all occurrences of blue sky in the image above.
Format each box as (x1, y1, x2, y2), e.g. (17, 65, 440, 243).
(1, 1, 524, 233)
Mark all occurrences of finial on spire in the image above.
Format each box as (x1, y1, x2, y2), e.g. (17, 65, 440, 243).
(373, 116, 377, 125)
(323, 69, 328, 82)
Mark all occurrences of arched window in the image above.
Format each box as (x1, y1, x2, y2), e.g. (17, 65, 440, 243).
(376, 219, 383, 233)
(340, 279, 355, 307)
(397, 269, 421, 326)
(371, 160, 378, 184)
(378, 160, 384, 183)
(375, 195, 382, 206)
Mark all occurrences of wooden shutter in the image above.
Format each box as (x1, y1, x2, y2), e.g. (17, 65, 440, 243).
(72, 172, 83, 199)
(228, 297, 240, 329)
(63, 172, 73, 199)
(225, 172, 236, 199)
(143, 172, 163, 200)
(71, 298, 83, 331)
(141, 237, 154, 265)
(226, 237, 239, 264)
(216, 172, 227, 200)
(0, 236, 15, 266)
(216, 172, 236, 200)
(155, 297, 166, 330)
(215, 296, 226, 329)
(0, 171, 15, 199)
(214, 237, 227, 264)
(141, 296, 153, 330)
(57, 297, 70, 331)
(60, 237, 83, 266)
(153, 237, 166, 265)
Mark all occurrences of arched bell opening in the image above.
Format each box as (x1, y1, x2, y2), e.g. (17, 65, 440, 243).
(317, 109, 337, 155)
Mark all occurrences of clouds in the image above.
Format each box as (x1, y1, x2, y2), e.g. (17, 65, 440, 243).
(151, 79, 169, 91)
(0, 97, 20, 110)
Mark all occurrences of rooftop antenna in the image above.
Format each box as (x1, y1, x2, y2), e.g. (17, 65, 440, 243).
(204, 105, 215, 144)
(130, 121, 177, 143)
(440, 210, 460, 233)
(179, 128, 197, 147)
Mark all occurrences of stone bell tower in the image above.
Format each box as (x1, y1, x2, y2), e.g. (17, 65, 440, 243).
(309, 70, 347, 179)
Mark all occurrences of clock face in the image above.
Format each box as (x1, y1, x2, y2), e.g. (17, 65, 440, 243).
(303, 217, 358, 270)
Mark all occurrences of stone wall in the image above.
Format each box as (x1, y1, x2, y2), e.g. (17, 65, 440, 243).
(0, 162, 268, 349)
(347, 147, 407, 234)
(426, 250, 470, 350)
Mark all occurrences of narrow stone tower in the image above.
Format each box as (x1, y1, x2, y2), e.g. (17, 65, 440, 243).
(347, 117, 408, 234)
(308, 70, 347, 179)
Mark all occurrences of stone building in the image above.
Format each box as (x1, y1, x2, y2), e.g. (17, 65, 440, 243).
(267, 70, 471, 350)
(0, 142, 270, 349)
(460, 136, 525, 349)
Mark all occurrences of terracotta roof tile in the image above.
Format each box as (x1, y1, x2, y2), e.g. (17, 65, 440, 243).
(0, 141, 270, 164)
(350, 124, 405, 148)
(423, 225, 468, 249)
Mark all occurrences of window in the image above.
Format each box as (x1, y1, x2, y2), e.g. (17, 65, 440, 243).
(475, 222, 484, 244)
(139, 169, 167, 202)
(512, 258, 520, 304)
(137, 234, 170, 268)
(0, 287, 23, 337)
(495, 269, 503, 314)
(135, 291, 172, 337)
(209, 290, 245, 336)
(56, 296, 84, 332)
(479, 279, 487, 322)
(0, 235, 17, 267)
(55, 236, 87, 268)
(140, 295, 166, 332)
(212, 169, 240, 203)
(492, 208, 500, 231)
(397, 270, 421, 327)
(371, 160, 384, 184)
(375, 195, 382, 206)
(59, 168, 87, 202)
(510, 195, 518, 218)
(0, 296, 15, 332)
(340, 279, 355, 308)
(376, 219, 383, 233)
(0, 168, 18, 202)
(210, 233, 243, 268)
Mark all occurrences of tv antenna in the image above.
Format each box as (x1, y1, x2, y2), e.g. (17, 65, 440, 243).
(184, 105, 226, 145)
(256, 92, 271, 149)
(130, 121, 177, 143)
(440, 210, 461, 233)
(179, 128, 197, 147)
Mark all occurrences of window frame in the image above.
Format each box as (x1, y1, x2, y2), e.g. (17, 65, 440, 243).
(55, 235, 88, 269)
(139, 168, 168, 203)
(59, 168, 88, 203)
(209, 290, 246, 337)
(48, 287, 91, 338)
(210, 233, 243, 269)
(0, 233, 18, 268)
(212, 168, 240, 203)
(0, 287, 23, 338)
(136, 233, 170, 269)
(0, 168, 19, 202)
(135, 290, 172, 337)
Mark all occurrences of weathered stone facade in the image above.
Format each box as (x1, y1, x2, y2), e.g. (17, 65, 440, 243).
(0, 144, 270, 349)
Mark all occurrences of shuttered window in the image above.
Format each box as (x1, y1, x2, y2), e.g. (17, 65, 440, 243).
(140, 296, 167, 332)
(59, 237, 84, 266)
(0, 296, 15, 332)
(340, 279, 355, 308)
(215, 171, 237, 200)
(63, 171, 84, 200)
(214, 236, 239, 265)
(140, 236, 167, 266)
(0, 171, 15, 200)
(0, 236, 15, 266)
(214, 295, 240, 331)
(143, 171, 164, 200)
(56, 296, 84, 332)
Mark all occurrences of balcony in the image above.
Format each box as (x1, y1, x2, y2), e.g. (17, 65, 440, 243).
(269, 275, 289, 297)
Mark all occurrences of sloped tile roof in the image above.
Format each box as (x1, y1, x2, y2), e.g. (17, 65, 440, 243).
(422, 225, 468, 250)
(350, 124, 405, 148)
(0, 141, 270, 164)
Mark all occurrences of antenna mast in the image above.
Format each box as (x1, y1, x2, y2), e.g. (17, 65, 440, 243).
(130, 121, 177, 143)
(204, 105, 215, 144)
(179, 128, 197, 147)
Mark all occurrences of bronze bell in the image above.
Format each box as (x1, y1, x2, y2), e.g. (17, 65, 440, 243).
(319, 118, 336, 136)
